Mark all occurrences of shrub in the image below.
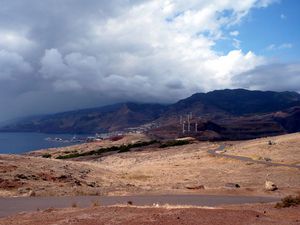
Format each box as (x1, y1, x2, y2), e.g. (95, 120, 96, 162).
(56, 152, 81, 159)
(109, 136, 124, 141)
(127, 201, 133, 205)
(56, 140, 158, 159)
(42, 154, 51, 158)
(159, 140, 190, 148)
(275, 195, 300, 208)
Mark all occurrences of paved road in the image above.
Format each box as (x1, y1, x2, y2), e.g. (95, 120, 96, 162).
(0, 194, 279, 218)
(208, 144, 300, 169)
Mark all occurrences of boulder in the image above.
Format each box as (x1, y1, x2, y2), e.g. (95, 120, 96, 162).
(28, 190, 36, 197)
(265, 181, 278, 191)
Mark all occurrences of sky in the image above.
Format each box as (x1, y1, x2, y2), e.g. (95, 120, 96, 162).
(0, 0, 299, 122)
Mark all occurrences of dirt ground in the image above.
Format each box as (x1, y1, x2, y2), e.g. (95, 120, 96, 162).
(1, 133, 300, 224)
(0, 204, 299, 225)
(94, 141, 300, 197)
(0, 153, 121, 197)
(225, 133, 300, 165)
(1, 133, 300, 197)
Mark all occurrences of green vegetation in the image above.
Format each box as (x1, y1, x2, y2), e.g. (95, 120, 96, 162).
(118, 140, 157, 153)
(56, 139, 192, 159)
(275, 195, 300, 208)
(56, 152, 81, 159)
(42, 154, 52, 158)
(159, 140, 190, 148)
(56, 140, 158, 159)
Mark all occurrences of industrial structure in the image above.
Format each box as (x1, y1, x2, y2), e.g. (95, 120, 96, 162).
(180, 112, 199, 134)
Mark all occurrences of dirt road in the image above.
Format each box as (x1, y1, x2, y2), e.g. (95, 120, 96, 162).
(0, 194, 279, 217)
(208, 145, 300, 169)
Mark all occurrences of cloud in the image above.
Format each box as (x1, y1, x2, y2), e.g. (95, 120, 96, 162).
(0, 50, 32, 80)
(278, 43, 293, 49)
(230, 31, 240, 36)
(0, 0, 281, 121)
(233, 63, 300, 92)
(266, 43, 293, 51)
(232, 39, 242, 49)
(0, 30, 36, 54)
(280, 13, 287, 20)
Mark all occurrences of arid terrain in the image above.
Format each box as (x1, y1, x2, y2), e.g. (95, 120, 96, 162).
(1, 133, 299, 197)
(0, 133, 299, 224)
(0, 203, 299, 225)
(225, 133, 300, 165)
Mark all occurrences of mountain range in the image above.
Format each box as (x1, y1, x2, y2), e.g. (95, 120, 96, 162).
(1, 89, 300, 140)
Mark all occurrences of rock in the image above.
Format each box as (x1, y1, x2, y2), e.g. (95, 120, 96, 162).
(74, 180, 81, 186)
(58, 175, 68, 180)
(28, 190, 36, 197)
(87, 182, 96, 187)
(15, 174, 29, 180)
(225, 183, 240, 188)
(265, 181, 278, 191)
(18, 188, 28, 194)
(79, 169, 91, 174)
(186, 185, 205, 190)
(263, 157, 272, 162)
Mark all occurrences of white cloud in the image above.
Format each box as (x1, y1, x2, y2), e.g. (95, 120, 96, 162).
(0, 0, 281, 120)
(266, 43, 293, 51)
(278, 43, 293, 49)
(230, 31, 240, 36)
(0, 30, 35, 53)
(204, 50, 265, 88)
(232, 38, 242, 49)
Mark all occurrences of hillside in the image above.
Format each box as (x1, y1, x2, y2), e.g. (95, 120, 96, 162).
(1, 89, 300, 139)
(0, 103, 167, 134)
(1, 133, 300, 199)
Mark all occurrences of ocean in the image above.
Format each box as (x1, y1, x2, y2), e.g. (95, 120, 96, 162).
(0, 132, 88, 154)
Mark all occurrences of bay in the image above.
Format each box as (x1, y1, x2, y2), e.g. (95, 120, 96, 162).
(0, 132, 88, 154)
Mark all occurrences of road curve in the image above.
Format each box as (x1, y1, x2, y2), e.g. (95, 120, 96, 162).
(208, 144, 300, 169)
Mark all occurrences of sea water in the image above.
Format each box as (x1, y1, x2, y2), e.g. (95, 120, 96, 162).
(0, 132, 88, 154)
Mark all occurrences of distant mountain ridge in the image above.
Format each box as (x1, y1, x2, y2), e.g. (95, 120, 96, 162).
(169, 89, 300, 116)
(1, 89, 300, 138)
(1, 102, 168, 134)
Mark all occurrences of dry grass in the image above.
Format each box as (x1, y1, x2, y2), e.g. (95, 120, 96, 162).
(225, 133, 300, 165)
(1, 133, 300, 198)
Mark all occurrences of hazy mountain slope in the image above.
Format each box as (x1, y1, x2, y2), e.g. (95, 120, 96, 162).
(1, 89, 300, 135)
(0, 103, 167, 134)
